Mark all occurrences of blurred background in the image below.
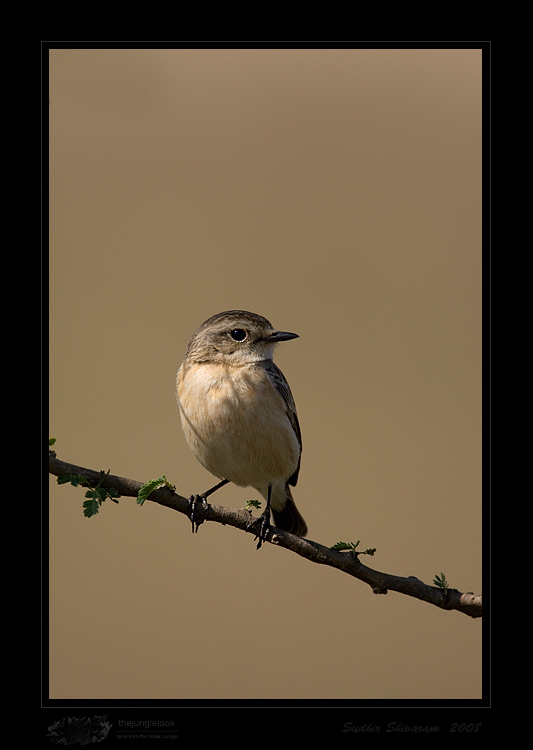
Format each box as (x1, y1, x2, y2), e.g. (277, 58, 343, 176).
(48, 48, 482, 701)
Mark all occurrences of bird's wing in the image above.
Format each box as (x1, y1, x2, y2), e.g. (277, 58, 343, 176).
(263, 360, 301, 486)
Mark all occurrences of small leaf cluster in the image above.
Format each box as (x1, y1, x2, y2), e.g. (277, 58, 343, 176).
(331, 540, 376, 557)
(57, 470, 120, 517)
(245, 499, 262, 511)
(433, 572, 449, 595)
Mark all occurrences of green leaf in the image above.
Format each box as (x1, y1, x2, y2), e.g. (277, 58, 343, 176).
(433, 573, 449, 593)
(57, 472, 89, 488)
(331, 540, 376, 557)
(137, 475, 171, 506)
(49, 437, 57, 446)
(331, 540, 360, 552)
(83, 498, 101, 517)
(245, 499, 262, 510)
(85, 487, 105, 503)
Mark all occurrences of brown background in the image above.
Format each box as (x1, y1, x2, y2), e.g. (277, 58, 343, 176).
(48, 48, 482, 700)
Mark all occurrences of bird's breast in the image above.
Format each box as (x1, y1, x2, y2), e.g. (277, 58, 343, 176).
(176, 362, 299, 488)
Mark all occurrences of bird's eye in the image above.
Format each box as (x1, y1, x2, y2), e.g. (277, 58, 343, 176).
(229, 328, 247, 341)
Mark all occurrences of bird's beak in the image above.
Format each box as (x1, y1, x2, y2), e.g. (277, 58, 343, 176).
(267, 330, 299, 342)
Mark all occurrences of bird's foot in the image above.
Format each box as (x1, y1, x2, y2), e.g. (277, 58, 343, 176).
(188, 494, 209, 533)
(255, 509, 271, 550)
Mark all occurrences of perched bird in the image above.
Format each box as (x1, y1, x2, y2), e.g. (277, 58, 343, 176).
(176, 310, 307, 547)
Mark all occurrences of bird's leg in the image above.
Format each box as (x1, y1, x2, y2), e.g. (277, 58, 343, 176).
(255, 485, 272, 550)
(188, 479, 229, 533)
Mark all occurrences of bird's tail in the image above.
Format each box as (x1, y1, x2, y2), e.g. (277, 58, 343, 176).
(271, 485, 307, 538)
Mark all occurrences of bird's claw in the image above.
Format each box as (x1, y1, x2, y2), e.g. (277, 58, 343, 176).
(255, 509, 271, 550)
(188, 494, 209, 533)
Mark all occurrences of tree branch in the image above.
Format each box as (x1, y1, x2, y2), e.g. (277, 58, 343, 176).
(48, 450, 482, 619)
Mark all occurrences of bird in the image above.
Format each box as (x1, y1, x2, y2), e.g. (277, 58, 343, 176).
(176, 310, 307, 547)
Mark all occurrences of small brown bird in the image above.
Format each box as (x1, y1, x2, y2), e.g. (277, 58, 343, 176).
(176, 310, 307, 546)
